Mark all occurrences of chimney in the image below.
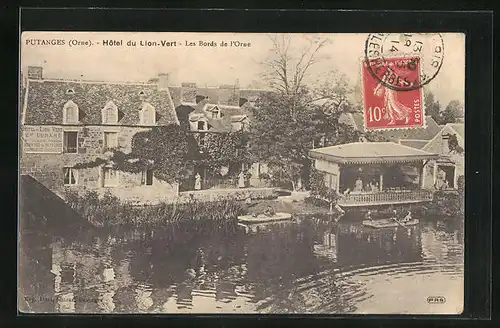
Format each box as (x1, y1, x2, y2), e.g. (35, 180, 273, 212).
(27, 66, 43, 80)
(157, 73, 169, 90)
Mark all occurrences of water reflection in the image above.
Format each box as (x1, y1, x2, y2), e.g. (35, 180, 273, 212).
(19, 215, 463, 314)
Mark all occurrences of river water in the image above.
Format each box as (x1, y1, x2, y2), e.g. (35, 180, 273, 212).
(19, 215, 464, 314)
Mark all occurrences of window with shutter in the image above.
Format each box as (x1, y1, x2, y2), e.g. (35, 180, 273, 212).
(142, 169, 154, 186)
(104, 132, 118, 150)
(63, 167, 78, 185)
(63, 131, 78, 153)
(197, 121, 206, 131)
(102, 168, 119, 187)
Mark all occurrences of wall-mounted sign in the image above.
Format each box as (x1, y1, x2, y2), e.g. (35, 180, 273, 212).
(22, 126, 63, 153)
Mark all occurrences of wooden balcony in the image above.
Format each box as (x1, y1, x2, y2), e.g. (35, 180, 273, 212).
(337, 189, 433, 207)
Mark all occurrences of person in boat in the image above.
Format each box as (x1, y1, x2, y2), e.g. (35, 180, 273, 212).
(365, 210, 372, 220)
(401, 211, 412, 223)
(264, 205, 275, 217)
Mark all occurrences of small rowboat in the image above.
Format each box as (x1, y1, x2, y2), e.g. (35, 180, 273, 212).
(237, 212, 292, 224)
(238, 220, 293, 234)
(362, 218, 419, 229)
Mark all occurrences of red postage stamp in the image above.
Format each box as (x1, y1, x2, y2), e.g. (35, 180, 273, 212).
(361, 57, 424, 130)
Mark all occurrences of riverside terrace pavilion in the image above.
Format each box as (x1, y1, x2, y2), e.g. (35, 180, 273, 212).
(308, 142, 440, 208)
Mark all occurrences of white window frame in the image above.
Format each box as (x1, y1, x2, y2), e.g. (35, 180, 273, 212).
(210, 106, 221, 119)
(324, 173, 337, 190)
(62, 100, 79, 124)
(102, 167, 119, 187)
(102, 101, 119, 124)
(198, 134, 206, 148)
(63, 167, 78, 186)
(63, 130, 78, 154)
(140, 103, 156, 126)
(197, 120, 207, 131)
(142, 169, 154, 186)
(103, 131, 118, 150)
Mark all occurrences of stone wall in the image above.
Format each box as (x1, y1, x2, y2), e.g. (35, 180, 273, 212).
(178, 187, 278, 203)
(20, 125, 178, 202)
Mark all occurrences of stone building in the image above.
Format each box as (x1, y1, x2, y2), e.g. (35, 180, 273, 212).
(169, 81, 271, 188)
(420, 123, 465, 190)
(20, 66, 180, 203)
(339, 111, 464, 190)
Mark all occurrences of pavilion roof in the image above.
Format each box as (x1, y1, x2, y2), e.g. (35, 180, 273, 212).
(309, 142, 439, 164)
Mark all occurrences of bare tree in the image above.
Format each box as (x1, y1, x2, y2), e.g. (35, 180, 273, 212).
(262, 34, 353, 117)
(263, 34, 331, 96)
(250, 35, 359, 191)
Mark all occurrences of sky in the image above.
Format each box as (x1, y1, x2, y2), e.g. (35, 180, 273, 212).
(21, 32, 465, 106)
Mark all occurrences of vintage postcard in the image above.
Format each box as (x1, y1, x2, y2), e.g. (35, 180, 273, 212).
(19, 32, 465, 314)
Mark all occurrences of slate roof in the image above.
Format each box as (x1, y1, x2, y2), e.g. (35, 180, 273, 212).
(399, 140, 429, 149)
(168, 85, 270, 107)
(24, 79, 179, 126)
(168, 86, 183, 107)
(309, 141, 439, 164)
(170, 85, 269, 133)
(339, 112, 364, 131)
(378, 116, 441, 141)
(447, 123, 464, 140)
(195, 103, 251, 133)
(340, 113, 442, 143)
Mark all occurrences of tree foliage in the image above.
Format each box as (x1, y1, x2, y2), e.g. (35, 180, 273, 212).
(195, 131, 251, 176)
(309, 168, 339, 207)
(424, 90, 463, 125)
(250, 34, 358, 190)
(446, 133, 464, 154)
(248, 90, 316, 190)
(424, 90, 442, 124)
(441, 100, 464, 124)
(74, 125, 197, 184)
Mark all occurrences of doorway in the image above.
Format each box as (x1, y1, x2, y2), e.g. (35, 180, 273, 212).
(437, 165, 455, 189)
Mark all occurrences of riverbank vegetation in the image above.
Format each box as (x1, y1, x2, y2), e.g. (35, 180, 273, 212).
(64, 189, 244, 228)
(418, 175, 464, 219)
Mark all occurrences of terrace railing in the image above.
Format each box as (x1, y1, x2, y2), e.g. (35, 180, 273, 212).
(337, 189, 433, 207)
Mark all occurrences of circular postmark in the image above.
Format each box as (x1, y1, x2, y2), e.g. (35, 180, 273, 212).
(364, 33, 444, 91)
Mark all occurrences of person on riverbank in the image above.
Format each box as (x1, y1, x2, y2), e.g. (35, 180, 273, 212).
(194, 173, 202, 190)
(401, 211, 412, 223)
(238, 171, 246, 188)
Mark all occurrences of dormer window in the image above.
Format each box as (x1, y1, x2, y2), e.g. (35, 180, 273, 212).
(210, 106, 221, 119)
(66, 88, 75, 95)
(138, 90, 146, 96)
(102, 101, 118, 124)
(140, 103, 156, 126)
(197, 121, 207, 131)
(63, 100, 79, 124)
